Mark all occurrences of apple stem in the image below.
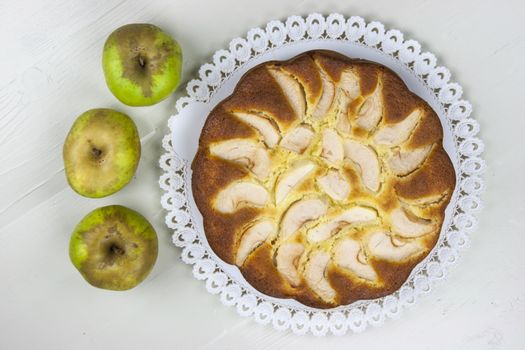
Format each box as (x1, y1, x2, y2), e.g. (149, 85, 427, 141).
(110, 244, 125, 255)
(91, 147, 103, 159)
(138, 56, 146, 68)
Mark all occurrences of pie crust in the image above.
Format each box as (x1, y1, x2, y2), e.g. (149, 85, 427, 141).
(191, 50, 456, 308)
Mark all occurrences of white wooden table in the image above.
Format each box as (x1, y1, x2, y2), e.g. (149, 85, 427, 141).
(1, 0, 524, 348)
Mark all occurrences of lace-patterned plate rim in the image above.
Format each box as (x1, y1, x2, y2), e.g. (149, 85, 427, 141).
(159, 13, 485, 336)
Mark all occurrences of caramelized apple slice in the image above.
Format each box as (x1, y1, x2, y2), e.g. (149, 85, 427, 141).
(355, 81, 383, 131)
(235, 219, 277, 266)
(280, 198, 328, 239)
(214, 181, 269, 214)
(307, 206, 377, 243)
(210, 139, 271, 180)
(366, 231, 424, 261)
(390, 207, 435, 238)
(275, 242, 305, 287)
(334, 238, 377, 281)
(321, 128, 344, 166)
(344, 140, 381, 192)
(317, 170, 350, 201)
(233, 112, 281, 148)
(280, 124, 314, 154)
(268, 68, 306, 120)
(275, 160, 316, 204)
(304, 251, 336, 302)
(388, 144, 432, 176)
(373, 109, 422, 146)
(312, 72, 335, 119)
(338, 69, 361, 100)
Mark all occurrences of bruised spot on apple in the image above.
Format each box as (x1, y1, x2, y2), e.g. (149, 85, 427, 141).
(69, 205, 158, 291)
(63, 108, 140, 198)
(102, 23, 182, 106)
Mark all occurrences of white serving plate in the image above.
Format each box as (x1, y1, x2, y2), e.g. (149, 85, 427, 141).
(159, 13, 484, 336)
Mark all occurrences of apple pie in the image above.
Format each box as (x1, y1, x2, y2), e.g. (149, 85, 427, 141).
(191, 50, 456, 308)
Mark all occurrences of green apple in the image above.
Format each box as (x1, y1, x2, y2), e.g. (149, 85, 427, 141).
(102, 23, 182, 106)
(69, 205, 158, 290)
(63, 108, 140, 198)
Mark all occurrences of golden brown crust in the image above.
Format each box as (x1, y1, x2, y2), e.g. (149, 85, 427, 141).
(242, 244, 346, 309)
(191, 50, 456, 308)
(198, 107, 257, 145)
(191, 150, 260, 264)
(279, 53, 322, 105)
(395, 147, 456, 201)
(312, 50, 350, 81)
(222, 66, 298, 129)
(355, 63, 380, 96)
(406, 106, 444, 149)
(382, 68, 423, 123)
(241, 244, 290, 298)
(328, 261, 410, 305)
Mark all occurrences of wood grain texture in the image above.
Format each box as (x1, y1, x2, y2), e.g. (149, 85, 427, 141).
(0, 0, 524, 349)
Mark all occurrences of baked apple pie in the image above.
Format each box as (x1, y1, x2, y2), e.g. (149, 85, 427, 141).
(191, 50, 456, 308)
